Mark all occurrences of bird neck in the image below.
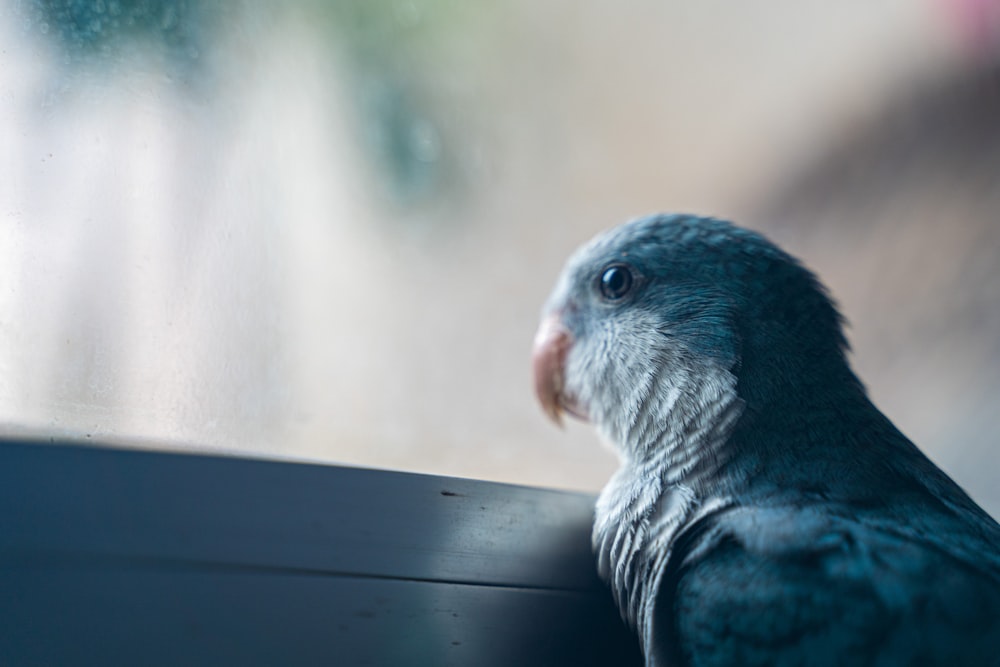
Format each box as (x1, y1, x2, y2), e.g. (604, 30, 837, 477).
(591, 356, 876, 639)
(592, 363, 745, 636)
(607, 359, 745, 474)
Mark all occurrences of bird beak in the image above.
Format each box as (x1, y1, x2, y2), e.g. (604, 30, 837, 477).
(532, 313, 576, 427)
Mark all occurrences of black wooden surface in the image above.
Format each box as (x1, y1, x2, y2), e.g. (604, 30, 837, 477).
(0, 440, 643, 666)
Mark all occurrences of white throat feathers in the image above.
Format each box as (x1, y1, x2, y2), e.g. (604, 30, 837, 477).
(591, 363, 745, 654)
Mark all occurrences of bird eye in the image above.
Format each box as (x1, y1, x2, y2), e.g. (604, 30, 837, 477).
(599, 264, 634, 300)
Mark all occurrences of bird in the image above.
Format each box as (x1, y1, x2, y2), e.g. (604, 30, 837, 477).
(531, 213, 1000, 666)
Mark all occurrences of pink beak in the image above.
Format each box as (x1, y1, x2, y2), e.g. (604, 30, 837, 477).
(532, 313, 581, 426)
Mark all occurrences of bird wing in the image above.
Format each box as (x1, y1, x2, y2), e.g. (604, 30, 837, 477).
(649, 504, 1000, 667)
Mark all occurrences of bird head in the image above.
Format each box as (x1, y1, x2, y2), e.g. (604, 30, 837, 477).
(532, 214, 852, 458)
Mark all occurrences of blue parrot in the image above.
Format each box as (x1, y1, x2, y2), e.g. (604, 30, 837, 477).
(532, 214, 1000, 666)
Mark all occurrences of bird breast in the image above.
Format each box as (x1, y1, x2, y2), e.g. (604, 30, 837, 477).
(591, 365, 745, 654)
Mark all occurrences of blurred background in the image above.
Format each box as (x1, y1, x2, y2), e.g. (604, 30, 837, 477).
(1, 0, 998, 514)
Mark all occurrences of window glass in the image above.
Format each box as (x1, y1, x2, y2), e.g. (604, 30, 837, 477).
(2, 1, 998, 511)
